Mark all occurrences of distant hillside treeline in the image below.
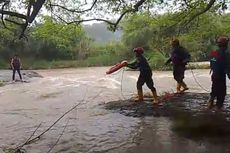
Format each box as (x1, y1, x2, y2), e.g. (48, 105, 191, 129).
(0, 12, 230, 69)
(84, 23, 122, 43)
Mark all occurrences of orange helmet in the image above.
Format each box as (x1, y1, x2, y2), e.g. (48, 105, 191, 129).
(217, 36, 229, 46)
(133, 47, 144, 54)
(171, 39, 180, 46)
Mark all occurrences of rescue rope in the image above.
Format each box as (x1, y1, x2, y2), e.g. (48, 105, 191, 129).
(189, 65, 230, 92)
(119, 68, 135, 100)
(109, 67, 132, 100)
(116, 65, 229, 101)
(119, 68, 177, 101)
(120, 68, 126, 100)
(47, 119, 69, 153)
(189, 68, 210, 92)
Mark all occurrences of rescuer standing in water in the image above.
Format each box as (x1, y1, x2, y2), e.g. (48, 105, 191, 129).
(126, 47, 159, 104)
(208, 36, 230, 110)
(165, 39, 190, 93)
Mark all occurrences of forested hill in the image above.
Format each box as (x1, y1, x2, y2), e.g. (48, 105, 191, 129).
(1, 12, 230, 70)
(83, 23, 122, 43)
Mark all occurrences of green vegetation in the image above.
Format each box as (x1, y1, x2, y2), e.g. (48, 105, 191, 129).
(0, 12, 230, 70)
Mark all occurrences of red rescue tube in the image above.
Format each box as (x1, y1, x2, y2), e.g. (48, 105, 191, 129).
(106, 60, 128, 74)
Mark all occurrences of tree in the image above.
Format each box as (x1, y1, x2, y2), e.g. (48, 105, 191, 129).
(0, 19, 27, 59)
(0, 0, 229, 38)
(31, 16, 88, 59)
(121, 12, 178, 55)
(121, 11, 230, 61)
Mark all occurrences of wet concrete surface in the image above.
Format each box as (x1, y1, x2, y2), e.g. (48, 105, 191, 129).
(0, 67, 230, 153)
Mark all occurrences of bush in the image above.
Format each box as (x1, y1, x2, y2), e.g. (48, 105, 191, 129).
(146, 51, 168, 70)
(0, 59, 8, 69)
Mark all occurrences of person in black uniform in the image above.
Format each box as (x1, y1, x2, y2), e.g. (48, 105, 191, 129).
(165, 39, 190, 93)
(126, 47, 159, 104)
(208, 36, 230, 110)
(11, 54, 22, 82)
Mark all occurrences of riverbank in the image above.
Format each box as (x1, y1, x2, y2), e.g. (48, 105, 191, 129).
(0, 57, 210, 70)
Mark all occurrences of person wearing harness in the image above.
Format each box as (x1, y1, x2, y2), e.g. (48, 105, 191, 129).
(208, 36, 230, 110)
(165, 39, 191, 93)
(126, 47, 159, 104)
(11, 54, 22, 82)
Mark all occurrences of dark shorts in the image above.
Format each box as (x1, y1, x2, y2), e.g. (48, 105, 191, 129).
(173, 65, 185, 83)
(137, 72, 156, 91)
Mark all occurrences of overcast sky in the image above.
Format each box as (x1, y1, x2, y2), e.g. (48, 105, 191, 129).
(9, 0, 230, 26)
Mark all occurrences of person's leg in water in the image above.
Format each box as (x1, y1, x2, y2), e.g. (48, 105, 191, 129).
(208, 77, 217, 109)
(208, 96, 215, 110)
(216, 95, 225, 111)
(173, 66, 188, 93)
(12, 69, 16, 81)
(180, 81, 189, 92)
(16, 69, 22, 81)
(146, 75, 159, 104)
(215, 78, 226, 111)
(173, 66, 182, 92)
(176, 82, 182, 93)
(136, 75, 145, 102)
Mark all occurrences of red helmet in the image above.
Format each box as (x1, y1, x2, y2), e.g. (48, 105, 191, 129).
(217, 36, 229, 46)
(133, 47, 144, 54)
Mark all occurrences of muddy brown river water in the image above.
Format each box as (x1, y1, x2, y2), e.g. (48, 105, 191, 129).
(0, 67, 230, 153)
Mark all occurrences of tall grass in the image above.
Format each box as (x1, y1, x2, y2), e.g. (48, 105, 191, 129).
(0, 59, 8, 69)
(0, 51, 209, 70)
(0, 53, 125, 69)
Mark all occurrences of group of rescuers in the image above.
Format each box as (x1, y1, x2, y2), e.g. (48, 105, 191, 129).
(10, 36, 230, 111)
(126, 36, 230, 111)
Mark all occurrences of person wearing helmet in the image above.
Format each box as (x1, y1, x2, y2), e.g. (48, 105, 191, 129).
(126, 47, 159, 104)
(165, 39, 191, 93)
(208, 36, 230, 110)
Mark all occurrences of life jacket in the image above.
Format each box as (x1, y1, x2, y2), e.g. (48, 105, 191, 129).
(171, 46, 190, 66)
(12, 58, 20, 68)
(137, 55, 152, 74)
(210, 49, 226, 78)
